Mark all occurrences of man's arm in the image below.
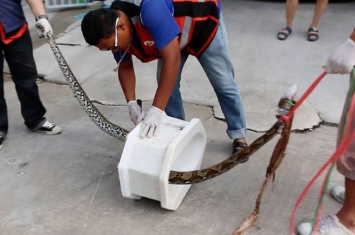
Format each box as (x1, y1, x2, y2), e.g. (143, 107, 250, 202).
(153, 37, 181, 111)
(118, 58, 136, 102)
(26, 0, 47, 17)
(26, 0, 53, 38)
(137, 0, 181, 137)
(137, 38, 180, 138)
(119, 58, 148, 125)
(139, 0, 181, 111)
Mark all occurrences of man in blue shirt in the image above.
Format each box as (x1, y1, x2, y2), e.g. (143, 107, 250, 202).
(81, 0, 248, 157)
(0, 0, 62, 150)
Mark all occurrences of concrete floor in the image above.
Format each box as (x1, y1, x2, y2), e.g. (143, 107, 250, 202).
(1, 0, 354, 234)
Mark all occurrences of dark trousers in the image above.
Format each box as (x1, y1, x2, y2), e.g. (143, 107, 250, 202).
(0, 30, 46, 134)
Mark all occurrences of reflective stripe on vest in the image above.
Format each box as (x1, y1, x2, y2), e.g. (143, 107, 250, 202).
(111, 0, 219, 63)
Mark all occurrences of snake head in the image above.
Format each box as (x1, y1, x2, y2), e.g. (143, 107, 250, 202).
(277, 84, 297, 117)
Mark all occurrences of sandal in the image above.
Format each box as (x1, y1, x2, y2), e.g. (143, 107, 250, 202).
(277, 26, 292, 40)
(232, 141, 249, 163)
(307, 27, 319, 41)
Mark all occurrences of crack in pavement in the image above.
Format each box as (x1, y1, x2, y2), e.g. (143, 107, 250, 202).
(90, 99, 333, 134)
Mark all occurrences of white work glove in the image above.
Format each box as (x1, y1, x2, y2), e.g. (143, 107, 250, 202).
(324, 38, 355, 74)
(139, 106, 163, 138)
(128, 100, 145, 125)
(35, 19, 53, 38)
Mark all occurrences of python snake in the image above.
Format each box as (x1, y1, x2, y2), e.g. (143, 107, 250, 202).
(47, 34, 293, 185)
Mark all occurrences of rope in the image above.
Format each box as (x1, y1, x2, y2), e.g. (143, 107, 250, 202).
(280, 72, 327, 123)
(289, 68, 355, 235)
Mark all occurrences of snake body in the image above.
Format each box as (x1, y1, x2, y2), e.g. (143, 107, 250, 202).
(47, 35, 290, 185)
(48, 36, 129, 142)
(168, 121, 283, 184)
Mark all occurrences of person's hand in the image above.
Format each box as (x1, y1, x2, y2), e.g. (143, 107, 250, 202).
(139, 106, 163, 138)
(324, 38, 355, 74)
(35, 19, 53, 38)
(128, 100, 145, 125)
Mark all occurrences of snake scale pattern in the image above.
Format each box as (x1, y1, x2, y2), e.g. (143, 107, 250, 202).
(48, 35, 129, 142)
(47, 34, 288, 185)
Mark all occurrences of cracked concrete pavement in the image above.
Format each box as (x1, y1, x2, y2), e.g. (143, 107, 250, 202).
(1, 0, 355, 234)
(11, 0, 355, 131)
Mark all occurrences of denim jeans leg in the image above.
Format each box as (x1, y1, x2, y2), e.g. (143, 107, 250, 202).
(197, 13, 246, 140)
(3, 30, 46, 130)
(156, 50, 189, 120)
(0, 45, 8, 134)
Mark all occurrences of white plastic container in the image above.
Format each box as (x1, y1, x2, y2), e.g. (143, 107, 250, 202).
(118, 113, 207, 210)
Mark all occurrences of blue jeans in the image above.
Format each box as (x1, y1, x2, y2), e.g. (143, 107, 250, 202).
(156, 13, 246, 140)
(0, 30, 46, 135)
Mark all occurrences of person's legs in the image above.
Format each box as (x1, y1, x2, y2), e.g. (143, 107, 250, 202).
(297, 179, 355, 235)
(285, 0, 299, 28)
(198, 13, 247, 155)
(3, 30, 46, 129)
(297, 75, 355, 235)
(336, 178, 355, 233)
(277, 0, 299, 40)
(307, 0, 329, 41)
(333, 73, 355, 232)
(4, 30, 61, 134)
(0, 43, 8, 137)
(310, 0, 329, 28)
(156, 51, 189, 120)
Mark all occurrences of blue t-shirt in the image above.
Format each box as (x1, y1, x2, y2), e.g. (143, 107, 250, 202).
(0, 0, 27, 34)
(113, 0, 221, 63)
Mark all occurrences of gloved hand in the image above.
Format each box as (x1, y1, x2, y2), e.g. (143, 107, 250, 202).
(324, 38, 355, 74)
(128, 100, 145, 125)
(139, 106, 163, 138)
(35, 19, 53, 38)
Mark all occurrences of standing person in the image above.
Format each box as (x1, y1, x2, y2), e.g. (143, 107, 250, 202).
(297, 30, 355, 235)
(277, 0, 329, 41)
(81, 0, 248, 157)
(0, 0, 62, 150)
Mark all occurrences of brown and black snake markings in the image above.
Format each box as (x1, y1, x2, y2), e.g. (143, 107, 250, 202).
(47, 34, 294, 186)
(47, 33, 297, 235)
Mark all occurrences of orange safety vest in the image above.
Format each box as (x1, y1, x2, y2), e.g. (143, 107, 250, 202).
(111, 0, 220, 63)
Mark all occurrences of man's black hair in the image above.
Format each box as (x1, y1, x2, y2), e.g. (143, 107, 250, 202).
(81, 8, 118, 45)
